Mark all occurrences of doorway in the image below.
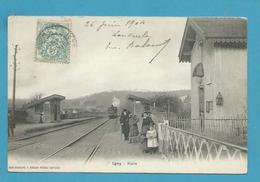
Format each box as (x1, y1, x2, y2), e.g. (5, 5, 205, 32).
(54, 103, 57, 121)
(199, 86, 205, 131)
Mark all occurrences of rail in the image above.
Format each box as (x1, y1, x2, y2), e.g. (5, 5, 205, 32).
(9, 117, 100, 151)
(157, 123, 247, 162)
(39, 119, 111, 162)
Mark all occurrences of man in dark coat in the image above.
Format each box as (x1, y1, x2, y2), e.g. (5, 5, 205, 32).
(120, 109, 130, 141)
(146, 112, 154, 125)
(141, 112, 154, 130)
(8, 111, 15, 137)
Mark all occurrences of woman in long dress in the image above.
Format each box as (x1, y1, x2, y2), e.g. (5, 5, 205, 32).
(129, 114, 139, 143)
(140, 112, 150, 152)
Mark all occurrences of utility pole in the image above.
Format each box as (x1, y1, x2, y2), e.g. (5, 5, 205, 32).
(167, 99, 170, 120)
(133, 101, 136, 115)
(11, 44, 18, 135)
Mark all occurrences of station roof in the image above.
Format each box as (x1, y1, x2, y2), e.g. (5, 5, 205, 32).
(179, 18, 247, 63)
(127, 94, 151, 104)
(23, 94, 65, 109)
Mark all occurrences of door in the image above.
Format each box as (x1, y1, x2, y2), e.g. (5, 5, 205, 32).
(54, 102, 57, 121)
(199, 86, 205, 131)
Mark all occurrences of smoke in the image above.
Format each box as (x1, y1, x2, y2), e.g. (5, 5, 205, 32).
(112, 97, 120, 107)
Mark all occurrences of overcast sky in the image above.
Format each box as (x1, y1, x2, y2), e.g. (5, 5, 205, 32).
(8, 16, 190, 99)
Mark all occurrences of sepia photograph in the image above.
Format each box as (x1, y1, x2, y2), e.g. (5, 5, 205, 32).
(7, 16, 247, 173)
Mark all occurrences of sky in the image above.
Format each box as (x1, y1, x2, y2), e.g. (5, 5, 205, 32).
(8, 16, 190, 99)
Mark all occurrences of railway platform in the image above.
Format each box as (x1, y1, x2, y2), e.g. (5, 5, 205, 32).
(88, 122, 166, 171)
(8, 117, 97, 142)
(85, 121, 247, 173)
(94, 130, 163, 160)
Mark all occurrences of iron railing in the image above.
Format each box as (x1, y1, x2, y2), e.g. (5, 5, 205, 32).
(157, 123, 247, 162)
(168, 116, 247, 146)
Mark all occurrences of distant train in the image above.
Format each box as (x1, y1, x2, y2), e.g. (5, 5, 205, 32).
(107, 105, 118, 119)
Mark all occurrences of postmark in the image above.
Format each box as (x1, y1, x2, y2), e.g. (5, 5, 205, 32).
(35, 20, 76, 63)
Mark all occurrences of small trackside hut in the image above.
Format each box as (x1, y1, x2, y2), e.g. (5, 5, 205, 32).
(23, 94, 65, 123)
(127, 94, 151, 115)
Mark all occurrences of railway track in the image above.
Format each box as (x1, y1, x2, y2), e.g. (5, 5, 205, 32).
(16, 117, 99, 141)
(84, 117, 118, 164)
(39, 118, 111, 162)
(84, 134, 105, 164)
(8, 117, 101, 151)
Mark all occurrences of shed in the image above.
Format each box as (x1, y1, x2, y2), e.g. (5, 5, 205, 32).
(127, 94, 151, 115)
(23, 94, 65, 123)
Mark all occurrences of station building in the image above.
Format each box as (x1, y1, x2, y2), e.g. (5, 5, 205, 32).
(23, 94, 65, 123)
(178, 18, 247, 120)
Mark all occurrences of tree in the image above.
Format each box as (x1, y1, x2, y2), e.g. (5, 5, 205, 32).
(153, 95, 182, 114)
(31, 93, 43, 101)
(152, 94, 191, 116)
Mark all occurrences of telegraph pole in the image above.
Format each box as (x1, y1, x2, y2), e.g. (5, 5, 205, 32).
(11, 44, 18, 135)
(167, 99, 170, 120)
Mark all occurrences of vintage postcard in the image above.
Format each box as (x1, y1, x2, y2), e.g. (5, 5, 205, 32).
(7, 16, 247, 173)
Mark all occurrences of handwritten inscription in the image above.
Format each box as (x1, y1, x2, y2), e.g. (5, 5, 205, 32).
(84, 19, 171, 63)
(127, 38, 171, 63)
(112, 30, 151, 39)
(85, 20, 145, 32)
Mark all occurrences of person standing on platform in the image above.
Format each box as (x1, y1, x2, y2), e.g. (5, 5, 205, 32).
(140, 112, 149, 152)
(147, 112, 154, 126)
(140, 112, 155, 152)
(40, 112, 44, 124)
(129, 114, 139, 143)
(146, 123, 159, 154)
(8, 111, 15, 137)
(120, 109, 130, 141)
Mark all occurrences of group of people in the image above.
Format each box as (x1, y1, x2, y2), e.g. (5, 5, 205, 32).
(119, 109, 159, 154)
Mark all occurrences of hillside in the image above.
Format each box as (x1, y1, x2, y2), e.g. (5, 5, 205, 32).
(61, 90, 190, 112)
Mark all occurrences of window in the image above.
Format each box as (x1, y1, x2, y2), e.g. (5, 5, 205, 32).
(35, 103, 43, 114)
(192, 63, 204, 77)
(206, 101, 213, 113)
(44, 102, 50, 113)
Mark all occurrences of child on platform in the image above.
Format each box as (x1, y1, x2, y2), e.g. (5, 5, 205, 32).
(146, 123, 159, 154)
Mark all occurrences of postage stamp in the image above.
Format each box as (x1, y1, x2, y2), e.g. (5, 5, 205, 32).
(35, 20, 73, 63)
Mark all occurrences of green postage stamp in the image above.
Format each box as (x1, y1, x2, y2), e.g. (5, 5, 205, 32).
(35, 20, 73, 63)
